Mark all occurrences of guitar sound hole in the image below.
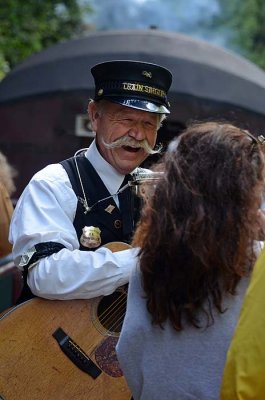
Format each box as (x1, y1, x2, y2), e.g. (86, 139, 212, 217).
(97, 288, 127, 334)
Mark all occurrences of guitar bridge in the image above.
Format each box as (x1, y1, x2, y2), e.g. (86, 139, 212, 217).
(53, 327, 102, 379)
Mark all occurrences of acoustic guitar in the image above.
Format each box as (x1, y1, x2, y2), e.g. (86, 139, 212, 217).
(0, 242, 131, 400)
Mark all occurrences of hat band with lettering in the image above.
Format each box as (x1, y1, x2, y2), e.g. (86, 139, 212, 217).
(94, 80, 170, 114)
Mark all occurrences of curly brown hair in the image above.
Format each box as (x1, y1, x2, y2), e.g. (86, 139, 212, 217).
(132, 122, 265, 331)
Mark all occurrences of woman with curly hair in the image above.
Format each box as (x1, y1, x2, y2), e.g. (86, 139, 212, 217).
(0, 151, 17, 258)
(116, 122, 265, 400)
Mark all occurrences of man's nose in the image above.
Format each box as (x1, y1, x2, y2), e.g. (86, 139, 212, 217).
(128, 122, 145, 140)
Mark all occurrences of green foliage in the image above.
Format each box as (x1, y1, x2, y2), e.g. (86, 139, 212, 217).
(0, 0, 93, 79)
(213, 0, 265, 69)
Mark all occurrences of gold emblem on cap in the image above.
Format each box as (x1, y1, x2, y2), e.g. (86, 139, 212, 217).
(142, 71, 152, 79)
(80, 226, 101, 248)
(98, 88, 104, 96)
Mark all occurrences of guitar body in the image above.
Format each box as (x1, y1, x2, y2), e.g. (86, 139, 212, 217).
(0, 242, 131, 400)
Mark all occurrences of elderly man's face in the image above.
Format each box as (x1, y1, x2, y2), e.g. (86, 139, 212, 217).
(88, 101, 160, 175)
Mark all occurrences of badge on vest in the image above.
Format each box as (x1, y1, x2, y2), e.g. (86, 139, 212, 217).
(80, 226, 102, 248)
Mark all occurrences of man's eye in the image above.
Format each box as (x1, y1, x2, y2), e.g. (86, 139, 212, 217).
(120, 119, 134, 125)
(144, 121, 156, 128)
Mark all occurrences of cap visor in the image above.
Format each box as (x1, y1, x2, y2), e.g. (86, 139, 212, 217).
(106, 97, 170, 114)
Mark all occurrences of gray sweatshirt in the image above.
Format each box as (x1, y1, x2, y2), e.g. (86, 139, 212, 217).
(116, 264, 249, 400)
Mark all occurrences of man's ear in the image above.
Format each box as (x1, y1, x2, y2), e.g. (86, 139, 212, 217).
(87, 102, 100, 132)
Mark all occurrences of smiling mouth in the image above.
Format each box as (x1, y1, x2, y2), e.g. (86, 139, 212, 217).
(122, 145, 141, 153)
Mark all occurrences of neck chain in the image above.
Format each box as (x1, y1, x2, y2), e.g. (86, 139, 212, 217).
(74, 148, 130, 214)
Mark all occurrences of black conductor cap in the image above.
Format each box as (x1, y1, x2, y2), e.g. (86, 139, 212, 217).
(91, 60, 172, 114)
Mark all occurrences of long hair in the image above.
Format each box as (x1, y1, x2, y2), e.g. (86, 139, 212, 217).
(0, 151, 17, 196)
(132, 122, 265, 331)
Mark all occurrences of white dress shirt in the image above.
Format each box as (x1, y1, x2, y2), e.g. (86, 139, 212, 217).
(9, 140, 138, 300)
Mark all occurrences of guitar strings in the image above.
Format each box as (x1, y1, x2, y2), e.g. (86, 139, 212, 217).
(106, 297, 127, 333)
(85, 291, 127, 357)
(98, 293, 127, 330)
(97, 291, 127, 333)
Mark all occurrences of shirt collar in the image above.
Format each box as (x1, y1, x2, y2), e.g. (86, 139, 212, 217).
(85, 140, 125, 195)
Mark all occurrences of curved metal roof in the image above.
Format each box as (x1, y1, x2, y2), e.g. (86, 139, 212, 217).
(1, 29, 265, 115)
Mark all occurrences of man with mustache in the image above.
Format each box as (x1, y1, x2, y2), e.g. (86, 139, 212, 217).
(9, 60, 172, 301)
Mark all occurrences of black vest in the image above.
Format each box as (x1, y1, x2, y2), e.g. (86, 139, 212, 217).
(60, 153, 137, 248)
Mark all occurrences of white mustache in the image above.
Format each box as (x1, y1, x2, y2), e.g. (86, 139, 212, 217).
(102, 136, 162, 155)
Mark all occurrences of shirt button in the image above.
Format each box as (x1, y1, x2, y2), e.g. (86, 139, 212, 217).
(114, 219, 122, 229)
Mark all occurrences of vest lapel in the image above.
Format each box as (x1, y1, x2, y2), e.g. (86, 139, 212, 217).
(61, 155, 136, 246)
(76, 157, 122, 234)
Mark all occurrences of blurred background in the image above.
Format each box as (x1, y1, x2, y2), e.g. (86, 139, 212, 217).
(0, 0, 265, 311)
(0, 0, 265, 200)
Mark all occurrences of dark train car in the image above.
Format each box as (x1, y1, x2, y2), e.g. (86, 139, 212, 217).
(1, 29, 265, 200)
